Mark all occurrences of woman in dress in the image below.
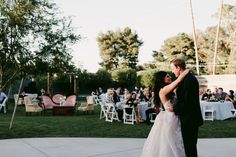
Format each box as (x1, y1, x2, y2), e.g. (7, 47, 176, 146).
(140, 69, 189, 157)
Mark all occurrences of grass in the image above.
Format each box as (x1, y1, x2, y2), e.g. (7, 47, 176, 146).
(0, 98, 236, 139)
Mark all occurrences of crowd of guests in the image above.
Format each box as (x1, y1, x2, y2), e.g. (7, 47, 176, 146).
(93, 86, 236, 124)
(93, 87, 160, 124)
(200, 87, 236, 108)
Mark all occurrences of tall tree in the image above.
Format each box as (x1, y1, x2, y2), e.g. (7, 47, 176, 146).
(97, 27, 143, 71)
(156, 33, 196, 68)
(197, 4, 235, 74)
(220, 4, 236, 74)
(152, 33, 207, 73)
(197, 27, 230, 74)
(0, 0, 80, 87)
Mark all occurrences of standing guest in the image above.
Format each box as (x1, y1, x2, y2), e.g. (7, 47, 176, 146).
(27, 78, 37, 94)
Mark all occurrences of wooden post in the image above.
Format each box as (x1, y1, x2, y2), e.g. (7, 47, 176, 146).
(9, 78, 24, 130)
(73, 77, 77, 94)
(213, 0, 223, 75)
(47, 72, 50, 95)
(189, 0, 199, 75)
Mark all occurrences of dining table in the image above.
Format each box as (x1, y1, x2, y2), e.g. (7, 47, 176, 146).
(200, 100, 234, 120)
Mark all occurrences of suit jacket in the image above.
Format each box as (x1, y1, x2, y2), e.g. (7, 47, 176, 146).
(174, 73, 203, 127)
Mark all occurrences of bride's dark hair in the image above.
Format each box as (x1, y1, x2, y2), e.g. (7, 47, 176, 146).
(152, 71, 174, 108)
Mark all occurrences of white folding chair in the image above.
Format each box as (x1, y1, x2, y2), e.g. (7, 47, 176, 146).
(77, 96, 94, 113)
(93, 95, 101, 106)
(0, 97, 8, 113)
(149, 113, 157, 123)
(105, 103, 119, 122)
(203, 104, 215, 121)
(123, 105, 135, 125)
(99, 101, 107, 119)
(24, 96, 43, 116)
(231, 107, 236, 119)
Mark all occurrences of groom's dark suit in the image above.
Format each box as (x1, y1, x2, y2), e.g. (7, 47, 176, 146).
(174, 72, 203, 157)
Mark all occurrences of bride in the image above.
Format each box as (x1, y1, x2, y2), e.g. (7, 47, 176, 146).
(140, 69, 189, 157)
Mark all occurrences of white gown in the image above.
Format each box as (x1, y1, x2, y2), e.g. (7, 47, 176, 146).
(140, 100, 186, 157)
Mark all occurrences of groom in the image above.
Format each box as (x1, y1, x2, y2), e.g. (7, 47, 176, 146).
(170, 58, 203, 157)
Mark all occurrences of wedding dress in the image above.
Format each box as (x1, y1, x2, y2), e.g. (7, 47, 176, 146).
(140, 100, 186, 157)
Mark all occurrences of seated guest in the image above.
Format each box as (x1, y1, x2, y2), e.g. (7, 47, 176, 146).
(201, 89, 212, 101)
(105, 88, 114, 103)
(225, 90, 236, 108)
(96, 87, 104, 96)
(37, 88, 49, 101)
(139, 88, 151, 102)
(215, 87, 228, 101)
(212, 87, 218, 95)
(145, 91, 160, 124)
(113, 89, 121, 104)
(113, 88, 123, 120)
(0, 85, 8, 112)
(123, 88, 129, 100)
(125, 93, 142, 123)
(199, 89, 205, 97)
(19, 91, 26, 98)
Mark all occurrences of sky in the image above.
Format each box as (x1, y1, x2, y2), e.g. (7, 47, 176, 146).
(53, 0, 236, 73)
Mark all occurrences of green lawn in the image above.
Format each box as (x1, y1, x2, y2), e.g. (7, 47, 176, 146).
(0, 99, 236, 139)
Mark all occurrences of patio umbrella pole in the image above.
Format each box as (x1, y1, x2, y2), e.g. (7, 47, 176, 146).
(9, 78, 24, 130)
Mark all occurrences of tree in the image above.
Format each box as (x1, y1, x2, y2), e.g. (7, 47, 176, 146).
(152, 33, 197, 72)
(197, 4, 236, 74)
(0, 0, 80, 87)
(220, 4, 236, 74)
(97, 27, 143, 71)
(197, 27, 230, 74)
(152, 33, 208, 74)
(111, 68, 137, 89)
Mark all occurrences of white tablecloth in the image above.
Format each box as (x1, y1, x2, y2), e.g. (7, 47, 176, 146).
(200, 101, 234, 120)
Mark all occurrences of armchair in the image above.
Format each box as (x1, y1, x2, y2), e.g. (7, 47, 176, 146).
(14, 94, 24, 106)
(24, 96, 43, 116)
(77, 96, 94, 113)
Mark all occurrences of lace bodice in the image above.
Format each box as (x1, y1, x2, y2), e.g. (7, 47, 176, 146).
(163, 100, 172, 110)
(163, 95, 177, 110)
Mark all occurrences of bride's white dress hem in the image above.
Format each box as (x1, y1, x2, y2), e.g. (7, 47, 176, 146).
(140, 101, 186, 157)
